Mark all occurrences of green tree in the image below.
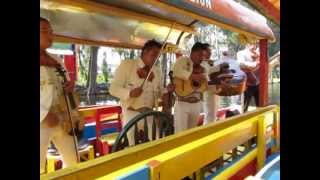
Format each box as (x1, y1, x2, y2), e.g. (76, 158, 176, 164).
(111, 47, 140, 61)
(267, 20, 280, 57)
(161, 53, 168, 87)
(87, 46, 99, 95)
(101, 51, 109, 83)
(77, 45, 91, 86)
(220, 29, 244, 58)
(236, 0, 280, 57)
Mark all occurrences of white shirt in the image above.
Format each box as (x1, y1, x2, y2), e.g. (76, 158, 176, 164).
(237, 48, 258, 69)
(40, 54, 68, 122)
(237, 48, 260, 85)
(109, 58, 164, 110)
(172, 56, 194, 81)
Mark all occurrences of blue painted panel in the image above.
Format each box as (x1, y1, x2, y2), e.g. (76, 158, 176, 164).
(116, 165, 149, 180)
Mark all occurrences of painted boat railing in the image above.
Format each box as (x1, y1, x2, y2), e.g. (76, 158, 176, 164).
(40, 105, 279, 180)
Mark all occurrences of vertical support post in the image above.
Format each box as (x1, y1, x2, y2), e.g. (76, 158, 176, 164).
(195, 168, 204, 180)
(232, 147, 238, 160)
(46, 156, 56, 173)
(88, 145, 95, 160)
(259, 39, 269, 107)
(257, 115, 266, 170)
(148, 160, 161, 180)
(273, 107, 280, 152)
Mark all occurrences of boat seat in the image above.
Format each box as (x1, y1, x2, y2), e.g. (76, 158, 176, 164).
(100, 132, 119, 146)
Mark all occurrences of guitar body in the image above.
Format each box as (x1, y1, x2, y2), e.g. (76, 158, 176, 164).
(208, 67, 247, 96)
(174, 77, 208, 97)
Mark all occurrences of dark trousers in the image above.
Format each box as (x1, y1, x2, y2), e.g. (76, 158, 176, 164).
(243, 85, 259, 112)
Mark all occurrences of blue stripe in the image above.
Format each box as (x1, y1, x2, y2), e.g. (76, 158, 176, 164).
(83, 125, 117, 139)
(116, 165, 149, 180)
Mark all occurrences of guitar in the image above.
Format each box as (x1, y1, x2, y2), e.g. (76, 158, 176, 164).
(55, 66, 84, 137)
(208, 64, 247, 96)
(173, 64, 208, 97)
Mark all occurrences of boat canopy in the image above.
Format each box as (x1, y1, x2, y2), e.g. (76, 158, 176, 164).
(245, 0, 280, 25)
(40, 0, 275, 49)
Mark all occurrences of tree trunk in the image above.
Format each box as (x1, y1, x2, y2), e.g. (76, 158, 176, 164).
(87, 94, 97, 105)
(161, 53, 168, 87)
(194, 31, 200, 42)
(214, 26, 220, 60)
(87, 46, 99, 97)
(130, 49, 135, 59)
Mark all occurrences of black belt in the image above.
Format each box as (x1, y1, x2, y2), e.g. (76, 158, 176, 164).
(178, 96, 201, 103)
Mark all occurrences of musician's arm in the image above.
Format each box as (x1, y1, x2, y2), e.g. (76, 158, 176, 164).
(40, 105, 49, 123)
(40, 67, 53, 122)
(208, 65, 220, 74)
(237, 52, 258, 70)
(49, 53, 71, 81)
(109, 61, 131, 100)
(172, 58, 192, 80)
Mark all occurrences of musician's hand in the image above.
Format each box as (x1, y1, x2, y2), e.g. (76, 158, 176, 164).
(129, 87, 143, 98)
(256, 60, 260, 67)
(166, 83, 175, 93)
(137, 67, 149, 78)
(220, 79, 230, 86)
(190, 73, 206, 81)
(44, 112, 60, 127)
(63, 81, 73, 93)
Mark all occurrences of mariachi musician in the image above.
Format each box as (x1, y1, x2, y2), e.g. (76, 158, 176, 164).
(109, 40, 174, 146)
(172, 42, 209, 133)
(200, 43, 226, 125)
(40, 17, 83, 173)
(237, 43, 260, 112)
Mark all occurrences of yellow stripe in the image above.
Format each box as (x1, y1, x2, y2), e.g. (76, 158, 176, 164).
(40, 105, 279, 180)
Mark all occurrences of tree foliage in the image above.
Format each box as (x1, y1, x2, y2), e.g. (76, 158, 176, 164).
(111, 48, 140, 60)
(77, 45, 91, 86)
(101, 51, 109, 83)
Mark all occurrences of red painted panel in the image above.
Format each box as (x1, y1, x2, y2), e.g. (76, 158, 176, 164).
(229, 159, 257, 180)
(259, 39, 268, 107)
(256, 0, 280, 24)
(64, 55, 77, 89)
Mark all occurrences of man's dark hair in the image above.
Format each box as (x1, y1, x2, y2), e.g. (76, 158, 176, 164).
(141, 39, 162, 55)
(40, 17, 49, 23)
(191, 42, 207, 52)
(222, 51, 228, 56)
(202, 43, 211, 49)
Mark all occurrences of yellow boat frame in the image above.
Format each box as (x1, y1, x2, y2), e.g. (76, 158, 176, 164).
(41, 105, 279, 180)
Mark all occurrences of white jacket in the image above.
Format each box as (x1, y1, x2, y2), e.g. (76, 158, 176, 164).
(40, 53, 69, 122)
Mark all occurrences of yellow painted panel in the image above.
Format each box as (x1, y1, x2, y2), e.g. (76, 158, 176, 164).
(213, 148, 257, 180)
(41, 106, 278, 180)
